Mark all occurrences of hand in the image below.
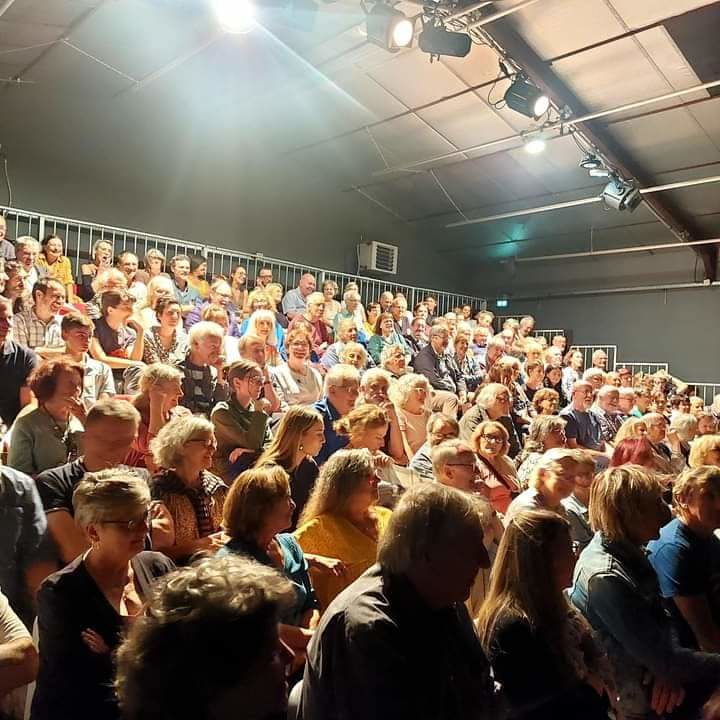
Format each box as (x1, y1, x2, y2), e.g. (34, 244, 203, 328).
(229, 447, 253, 464)
(66, 396, 87, 422)
(666, 428, 681, 451)
(257, 398, 272, 414)
(373, 451, 392, 468)
(81, 628, 110, 654)
(126, 317, 143, 334)
(650, 677, 684, 716)
(310, 555, 347, 577)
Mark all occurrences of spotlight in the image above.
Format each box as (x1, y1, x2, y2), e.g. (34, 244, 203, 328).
(504, 76, 550, 119)
(366, 4, 414, 51)
(418, 25, 471, 59)
(212, 0, 255, 33)
(601, 176, 642, 212)
(523, 136, 546, 154)
(579, 154, 602, 171)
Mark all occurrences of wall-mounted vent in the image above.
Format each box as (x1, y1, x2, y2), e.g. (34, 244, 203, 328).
(358, 241, 398, 274)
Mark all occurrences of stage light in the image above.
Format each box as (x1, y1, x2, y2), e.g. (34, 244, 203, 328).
(579, 154, 602, 171)
(212, 0, 255, 33)
(418, 25, 471, 59)
(601, 176, 642, 212)
(367, 4, 414, 51)
(504, 76, 550, 119)
(523, 136, 546, 154)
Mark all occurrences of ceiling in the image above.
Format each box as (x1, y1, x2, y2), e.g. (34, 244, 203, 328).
(0, 0, 718, 295)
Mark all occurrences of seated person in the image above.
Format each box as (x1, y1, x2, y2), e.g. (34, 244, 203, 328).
(339, 341, 370, 374)
(239, 309, 285, 364)
(288, 292, 330, 358)
(561, 449, 595, 553)
(210, 359, 272, 480)
(459, 382, 521, 458)
(403, 316, 428, 358)
(219, 466, 320, 669)
(294, 449, 392, 610)
(115, 556, 294, 720)
(150, 415, 229, 562)
(560, 381, 609, 464)
(0, 296, 37, 427)
(571, 466, 720, 720)
(0, 589, 38, 711)
(312, 363, 360, 465)
(478, 509, 611, 719)
(409, 413, 459, 481)
(648, 466, 720, 651)
(176, 320, 228, 416)
(84, 267, 128, 320)
(299, 484, 496, 720)
(321, 318, 363, 371)
(516, 415, 567, 489)
(389, 372, 431, 457)
(117, 251, 147, 306)
(238, 334, 282, 415)
(169, 254, 200, 317)
(12, 278, 65, 358)
(7, 358, 85, 476)
(184, 279, 240, 334)
(592, 385, 623, 443)
(453, 333, 483, 393)
(135, 275, 175, 331)
(78, 240, 113, 303)
(271, 327, 323, 408)
(32, 471, 174, 720)
(61, 312, 115, 411)
(89, 289, 145, 390)
(37, 234, 74, 303)
(368, 312, 410, 367)
(380, 343, 409, 379)
(472, 420, 521, 516)
(141, 296, 188, 366)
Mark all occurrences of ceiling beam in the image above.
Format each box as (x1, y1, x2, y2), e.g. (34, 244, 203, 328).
(481, 10, 718, 280)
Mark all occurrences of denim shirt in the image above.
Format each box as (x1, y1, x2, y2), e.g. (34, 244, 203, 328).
(0, 467, 47, 623)
(570, 532, 720, 718)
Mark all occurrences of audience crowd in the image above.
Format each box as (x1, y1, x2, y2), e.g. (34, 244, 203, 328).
(3, 232, 720, 719)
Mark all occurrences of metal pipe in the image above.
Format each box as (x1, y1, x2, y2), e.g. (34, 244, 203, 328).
(0, 0, 17, 17)
(464, 0, 542, 30)
(444, 1, 493, 23)
(516, 237, 720, 263)
(376, 79, 720, 176)
(446, 174, 720, 228)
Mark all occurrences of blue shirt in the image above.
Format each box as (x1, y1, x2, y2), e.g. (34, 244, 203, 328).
(173, 279, 200, 309)
(313, 397, 348, 465)
(560, 406, 603, 451)
(281, 287, 307, 316)
(0, 339, 38, 426)
(648, 518, 720, 649)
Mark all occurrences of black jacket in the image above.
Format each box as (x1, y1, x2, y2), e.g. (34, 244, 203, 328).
(411, 345, 467, 396)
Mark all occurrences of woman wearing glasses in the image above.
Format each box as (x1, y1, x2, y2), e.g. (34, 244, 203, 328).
(472, 420, 520, 516)
(32, 470, 174, 720)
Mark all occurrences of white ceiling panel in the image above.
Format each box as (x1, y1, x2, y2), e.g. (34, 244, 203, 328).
(608, 0, 715, 28)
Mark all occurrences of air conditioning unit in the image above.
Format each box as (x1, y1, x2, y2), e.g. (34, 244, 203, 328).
(358, 241, 398, 275)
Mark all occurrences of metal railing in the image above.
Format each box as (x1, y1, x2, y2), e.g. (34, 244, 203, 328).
(616, 362, 669, 376)
(688, 383, 720, 406)
(570, 344, 618, 372)
(534, 328, 565, 344)
(1, 204, 486, 316)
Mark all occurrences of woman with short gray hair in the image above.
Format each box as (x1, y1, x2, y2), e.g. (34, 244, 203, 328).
(516, 415, 567, 490)
(32, 470, 174, 720)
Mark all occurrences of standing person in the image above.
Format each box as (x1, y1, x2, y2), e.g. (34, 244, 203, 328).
(282, 273, 316, 321)
(13, 278, 66, 358)
(255, 406, 325, 529)
(0, 296, 37, 427)
(169, 255, 200, 317)
(37, 234, 74, 302)
(78, 240, 113, 302)
(478, 509, 611, 720)
(187, 254, 210, 300)
(31, 471, 175, 720)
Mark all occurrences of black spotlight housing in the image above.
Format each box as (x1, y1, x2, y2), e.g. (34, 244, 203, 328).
(601, 176, 642, 212)
(418, 25, 471, 58)
(504, 76, 550, 119)
(366, 4, 413, 51)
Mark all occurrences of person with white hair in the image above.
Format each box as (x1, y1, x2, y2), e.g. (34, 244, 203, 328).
(78, 239, 113, 301)
(389, 373, 431, 456)
(618, 386, 636, 419)
(334, 287, 366, 337)
(176, 320, 228, 416)
(288, 291, 331, 358)
(184, 278, 241, 335)
(592, 384, 623, 443)
(14, 236, 46, 291)
(321, 317, 362, 371)
(409, 413, 460, 481)
(583, 367, 604, 391)
(298, 483, 497, 720)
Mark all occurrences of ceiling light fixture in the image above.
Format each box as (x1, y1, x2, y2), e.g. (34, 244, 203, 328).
(212, 0, 255, 33)
(601, 175, 642, 212)
(579, 153, 602, 170)
(504, 75, 550, 119)
(523, 136, 546, 154)
(418, 24, 471, 59)
(366, 4, 414, 51)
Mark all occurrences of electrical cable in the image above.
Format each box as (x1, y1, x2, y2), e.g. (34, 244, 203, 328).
(2, 155, 11, 208)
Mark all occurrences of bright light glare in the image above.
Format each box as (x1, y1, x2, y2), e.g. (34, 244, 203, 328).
(213, 0, 255, 34)
(391, 18, 414, 47)
(524, 138, 546, 155)
(532, 94, 550, 117)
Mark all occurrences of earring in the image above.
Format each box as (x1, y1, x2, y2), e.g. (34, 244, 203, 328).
(299, 444, 304, 451)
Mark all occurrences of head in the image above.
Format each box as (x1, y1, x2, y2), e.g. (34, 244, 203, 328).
(334, 404, 389, 453)
(138, 364, 184, 413)
(670, 413, 698, 443)
(426, 413, 460, 448)
(375, 311, 395, 337)
(635, 387, 652, 412)
(92, 267, 127, 295)
(338, 341, 367, 370)
(525, 359, 545, 385)
(618, 387, 636, 414)
(189, 254, 207, 279)
(390, 296, 407, 321)
(231, 265, 247, 288)
(388, 372, 430, 412)
(228, 360, 264, 403)
(590, 465, 670, 545)
(170, 255, 190, 282)
(3, 261, 27, 298)
(614, 417, 648, 445)
(552, 335, 567, 352)
(92, 240, 113, 267)
(322, 280, 338, 301)
(473, 419, 510, 459)
(33, 278, 66, 315)
(248, 310, 277, 345)
(413, 303, 429, 321)
(379, 484, 489, 608)
(61, 312, 94, 355)
(472, 325, 489, 348)
(29, 358, 83, 408)
(526, 415, 567, 454)
(238, 334, 267, 367)
(428, 324, 450, 354)
(15, 236, 40, 270)
(188, 321, 225, 366)
(545, 363, 563, 387)
(571, 381, 594, 412)
(118, 252, 139, 282)
(432, 440, 479, 491)
(285, 327, 312, 364)
(82, 399, 141, 467)
(257, 406, 325, 469)
(223, 466, 294, 541)
(423, 296, 437, 313)
(101, 289, 134, 322)
(73, 470, 151, 560)
(617, 367, 632, 387)
(524, 343, 544, 365)
(697, 413, 718, 437)
(530, 449, 579, 506)
(673, 466, 720, 535)
(379, 291, 394, 311)
(304, 292, 325, 322)
(298, 273, 316, 297)
(256, 267, 273, 287)
(366, 302, 381, 325)
(299, 449, 379, 524)
(336, 318, 358, 344)
(597, 385, 620, 414)
(533, 388, 561, 417)
(476, 383, 512, 420)
(150, 415, 216, 475)
(518, 315, 535, 337)
(486, 336, 506, 366)
(566, 350, 583, 371)
(689, 435, 720, 469)
(591, 349, 608, 369)
(324, 364, 360, 416)
(644, 412, 668, 445)
(343, 289, 360, 313)
(582, 368, 604, 390)
(380, 344, 407, 376)
(209, 280, 233, 309)
(265, 283, 283, 308)
(155, 297, 183, 331)
(146, 275, 175, 310)
(115, 555, 295, 720)
(41, 234, 64, 262)
(143, 248, 165, 277)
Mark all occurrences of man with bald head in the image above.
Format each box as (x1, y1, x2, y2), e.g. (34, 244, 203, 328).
(282, 272, 316, 320)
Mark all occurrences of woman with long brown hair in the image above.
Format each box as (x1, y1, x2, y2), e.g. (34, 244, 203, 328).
(472, 419, 520, 515)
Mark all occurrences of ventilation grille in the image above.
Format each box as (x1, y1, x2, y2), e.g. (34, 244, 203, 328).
(358, 241, 398, 274)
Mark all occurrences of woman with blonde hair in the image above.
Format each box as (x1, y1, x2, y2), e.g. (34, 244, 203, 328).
(532, 387, 560, 416)
(388, 372, 431, 457)
(264, 281, 288, 329)
(478, 509, 611, 719)
(570, 465, 720, 719)
(472, 419, 520, 515)
(688, 435, 720, 469)
(614, 415, 648, 444)
(649, 466, 720, 652)
(136, 274, 175, 330)
(150, 414, 228, 561)
(321, 279, 341, 330)
(242, 308, 284, 364)
(295, 449, 392, 610)
(255, 405, 326, 528)
(338, 341, 368, 372)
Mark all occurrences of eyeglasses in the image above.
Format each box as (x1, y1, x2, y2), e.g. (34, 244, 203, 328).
(102, 508, 151, 532)
(481, 435, 504, 443)
(247, 376, 264, 385)
(187, 438, 217, 450)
